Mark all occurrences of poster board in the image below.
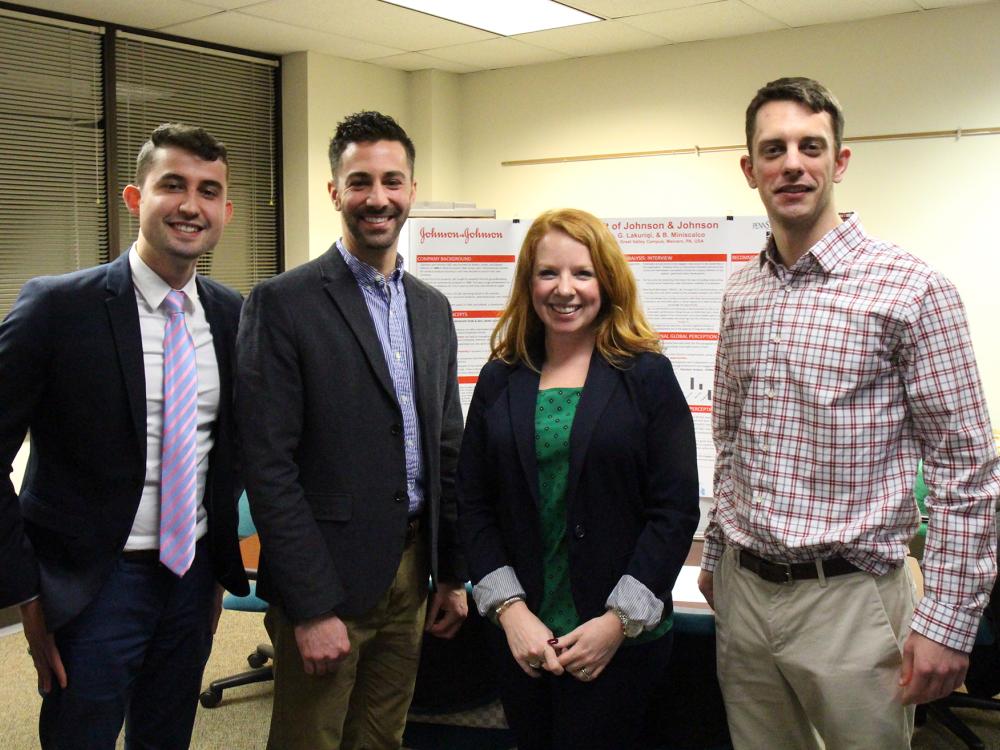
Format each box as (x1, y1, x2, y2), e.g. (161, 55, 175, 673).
(407, 219, 523, 412)
(407, 215, 770, 499)
(604, 217, 769, 497)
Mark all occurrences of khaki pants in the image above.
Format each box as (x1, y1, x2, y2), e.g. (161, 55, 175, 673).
(714, 546, 917, 750)
(265, 535, 429, 750)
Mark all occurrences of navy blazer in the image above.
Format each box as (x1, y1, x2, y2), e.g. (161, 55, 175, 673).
(457, 350, 699, 622)
(0, 252, 249, 630)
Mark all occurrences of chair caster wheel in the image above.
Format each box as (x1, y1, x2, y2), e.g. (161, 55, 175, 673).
(199, 688, 222, 708)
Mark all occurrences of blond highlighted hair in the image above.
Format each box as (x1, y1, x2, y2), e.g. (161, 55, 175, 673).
(490, 208, 660, 371)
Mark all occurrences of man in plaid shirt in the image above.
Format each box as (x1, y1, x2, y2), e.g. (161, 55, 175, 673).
(699, 77, 999, 748)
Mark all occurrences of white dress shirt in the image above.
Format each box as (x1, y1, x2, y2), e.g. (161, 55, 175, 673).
(126, 247, 219, 550)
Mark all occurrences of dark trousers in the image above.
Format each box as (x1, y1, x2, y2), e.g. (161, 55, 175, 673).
(39, 538, 216, 750)
(490, 625, 673, 750)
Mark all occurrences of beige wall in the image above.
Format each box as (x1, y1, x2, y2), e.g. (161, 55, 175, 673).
(408, 69, 464, 203)
(282, 3, 1000, 416)
(281, 51, 411, 266)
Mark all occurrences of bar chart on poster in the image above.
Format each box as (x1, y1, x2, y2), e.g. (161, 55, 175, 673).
(405, 215, 770, 499)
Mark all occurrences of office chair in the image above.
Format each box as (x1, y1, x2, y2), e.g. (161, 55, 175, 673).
(199, 493, 274, 708)
(913, 461, 1000, 750)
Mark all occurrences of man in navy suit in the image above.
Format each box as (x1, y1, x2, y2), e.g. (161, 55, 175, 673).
(0, 123, 248, 749)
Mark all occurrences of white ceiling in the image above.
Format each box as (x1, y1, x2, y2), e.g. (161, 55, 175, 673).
(9, 0, 997, 71)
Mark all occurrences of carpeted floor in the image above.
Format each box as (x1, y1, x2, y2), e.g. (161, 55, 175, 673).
(2, 610, 999, 749)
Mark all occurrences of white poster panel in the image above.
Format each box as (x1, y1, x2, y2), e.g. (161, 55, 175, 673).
(407, 215, 769, 501)
(604, 217, 769, 498)
(409, 219, 521, 414)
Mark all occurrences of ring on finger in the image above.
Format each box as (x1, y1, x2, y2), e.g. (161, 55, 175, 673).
(578, 666, 591, 679)
(528, 660, 542, 669)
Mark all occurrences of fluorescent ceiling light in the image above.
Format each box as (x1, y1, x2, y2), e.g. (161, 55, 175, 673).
(382, 1, 602, 36)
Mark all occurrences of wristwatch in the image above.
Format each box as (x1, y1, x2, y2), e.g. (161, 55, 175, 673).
(611, 606, 643, 638)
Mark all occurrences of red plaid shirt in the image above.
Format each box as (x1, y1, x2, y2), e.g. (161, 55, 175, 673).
(703, 214, 998, 652)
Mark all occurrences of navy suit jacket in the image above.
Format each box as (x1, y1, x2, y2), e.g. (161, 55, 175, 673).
(0, 252, 248, 630)
(236, 245, 465, 623)
(457, 351, 699, 621)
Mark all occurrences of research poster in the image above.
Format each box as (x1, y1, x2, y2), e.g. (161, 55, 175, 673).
(408, 215, 769, 499)
(408, 219, 523, 413)
(604, 216, 769, 497)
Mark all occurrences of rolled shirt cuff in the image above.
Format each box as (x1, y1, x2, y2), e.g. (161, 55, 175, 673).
(472, 566, 526, 618)
(605, 574, 665, 632)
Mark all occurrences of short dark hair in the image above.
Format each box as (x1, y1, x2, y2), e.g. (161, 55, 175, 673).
(745, 77, 845, 154)
(134, 123, 229, 186)
(328, 111, 415, 179)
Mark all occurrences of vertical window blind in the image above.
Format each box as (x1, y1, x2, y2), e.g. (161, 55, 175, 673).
(115, 34, 280, 294)
(0, 11, 280, 319)
(0, 14, 107, 317)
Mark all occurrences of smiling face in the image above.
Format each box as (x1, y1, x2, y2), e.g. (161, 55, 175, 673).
(123, 145, 232, 285)
(531, 229, 602, 344)
(741, 99, 850, 249)
(329, 139, 415, 269)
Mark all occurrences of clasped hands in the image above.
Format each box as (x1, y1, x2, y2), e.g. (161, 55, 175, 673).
(498, 601, 625, 682)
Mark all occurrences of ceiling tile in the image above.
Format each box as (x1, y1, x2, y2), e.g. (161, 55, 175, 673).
(9, 0, 993, 75)
(741, 0, 921, 27)
(369, 51, 482, 73)
(190, 0, 270, 9)
(565, 0, 719, 19)
(620, 0, 785, 42)
(913, 0, 996, 7)
(514, 18, 671, 56)
(242, 0, 496, 51)
(421, 37, 569, 70)
(13, 0, 218, 28)
(162, 11, 404, 58)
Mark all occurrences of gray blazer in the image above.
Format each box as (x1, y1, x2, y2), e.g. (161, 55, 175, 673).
(235, 245, 465, 622)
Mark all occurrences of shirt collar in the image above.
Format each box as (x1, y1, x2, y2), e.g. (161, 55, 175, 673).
(336, 239, 405, 288)
(758, 212, 865, 277)
(128, 244, 199, 312)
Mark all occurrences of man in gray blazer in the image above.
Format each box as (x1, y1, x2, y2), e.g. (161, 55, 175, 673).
(236, 111, 468, 750)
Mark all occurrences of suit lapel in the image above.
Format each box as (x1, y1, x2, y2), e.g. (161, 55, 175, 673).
(104, 252, 146, 453)
(320, 247, 397, 404)
(565, 351, 618, 507)
(197, 278, 232, 427)
(509, 365, 541, 508)
(402, 275, 433, 416)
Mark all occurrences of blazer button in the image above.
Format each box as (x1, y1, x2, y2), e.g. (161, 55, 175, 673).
(391, 423, 402, 436)
(394, 491, 407, 504)
(573, 523, 585, 539)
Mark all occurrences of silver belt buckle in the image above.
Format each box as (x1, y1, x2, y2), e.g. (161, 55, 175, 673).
(777, 560, 793, 583)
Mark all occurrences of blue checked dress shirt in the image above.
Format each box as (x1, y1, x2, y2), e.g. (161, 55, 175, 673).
(337, 240, 425, 515)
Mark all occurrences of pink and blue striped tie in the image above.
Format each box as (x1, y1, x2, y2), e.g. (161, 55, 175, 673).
(159, 289, 197, 576)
